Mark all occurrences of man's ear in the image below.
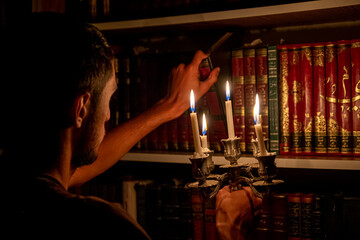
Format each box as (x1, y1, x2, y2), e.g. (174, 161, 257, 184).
(74, 92, 91, 128)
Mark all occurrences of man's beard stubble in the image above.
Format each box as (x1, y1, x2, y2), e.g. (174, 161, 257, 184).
(71, 106, 100, 169)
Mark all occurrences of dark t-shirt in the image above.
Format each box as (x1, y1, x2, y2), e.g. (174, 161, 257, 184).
(3, 174, 151, 239)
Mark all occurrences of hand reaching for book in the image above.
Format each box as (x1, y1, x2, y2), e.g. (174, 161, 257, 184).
(164, 50, 220, 120)
(216, 186, 262, 240)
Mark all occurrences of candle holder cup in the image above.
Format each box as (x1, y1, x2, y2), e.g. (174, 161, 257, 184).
(220, 137, 259, 193)
(251, 139, 284, 187)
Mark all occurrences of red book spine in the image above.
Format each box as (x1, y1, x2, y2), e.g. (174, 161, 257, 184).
(232, 49, 246, 152)
(178, 110, 190, 152)
(206, 85, 227, 152)
(278, 45, 290, 155)
(191, 189, 204, 240)
(301, 44, 314, 155)
(204, 197, 217, 240)
(313, 43, 327, 155)
(289, 45, 304, 155)
(244, 48, 256, 153)
(168, 119, 179, 151)
(325, 42, 340, 155)
(256, 48, 269, 144)
(337, 40, 352, 156)
(351, 39, 360, 156)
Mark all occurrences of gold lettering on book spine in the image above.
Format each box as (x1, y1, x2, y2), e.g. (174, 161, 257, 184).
(325, 45, 335, 63)
(342, 66, 350, 98)
(313, 46, 324, 67)
(293, 81, 304, 104)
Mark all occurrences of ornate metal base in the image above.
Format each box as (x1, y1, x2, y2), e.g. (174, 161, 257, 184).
(253, 179, 284, 186)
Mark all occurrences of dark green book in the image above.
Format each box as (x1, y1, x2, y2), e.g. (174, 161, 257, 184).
(267, 45, 280, 154)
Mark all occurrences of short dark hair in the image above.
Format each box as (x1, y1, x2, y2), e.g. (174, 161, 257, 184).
(0, 13, 114, 173)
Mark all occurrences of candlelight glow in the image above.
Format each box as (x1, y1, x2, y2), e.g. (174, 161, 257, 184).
(202, 112, 207, 136)
(254, 94, 260, 124)
(226, 81, 230, 101)
(190, 89, 195, 113)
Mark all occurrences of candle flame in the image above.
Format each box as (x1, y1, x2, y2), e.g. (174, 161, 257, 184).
(190, 89, 195, 112)
(202, 112, 207, 136)
(254, 94, 260, 124)
(226, 81, 230, 101)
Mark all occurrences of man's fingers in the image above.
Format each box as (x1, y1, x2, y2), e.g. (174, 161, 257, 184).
(200, 67, 220, 93)
(190, 50, 208, 67)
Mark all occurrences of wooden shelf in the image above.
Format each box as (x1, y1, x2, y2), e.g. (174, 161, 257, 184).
(93, 0, 360, 32)
(121, 152, 360, 170)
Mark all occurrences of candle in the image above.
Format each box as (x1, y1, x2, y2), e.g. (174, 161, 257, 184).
(254, 94, 268, 156)
(200, 112, 209, 151)
(225, 81, 235, 139)
(190, 90, 203, 156)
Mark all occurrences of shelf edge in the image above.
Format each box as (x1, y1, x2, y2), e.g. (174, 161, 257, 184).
(120, 152, 360, 170)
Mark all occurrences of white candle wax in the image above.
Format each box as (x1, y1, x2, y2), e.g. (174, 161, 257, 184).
(190, 112, 203, 155)
(254, 94, 267, 156)
(254, 122, 267, 155)
(225, 81, 235, 139)
(190, 90, 203, 156)
(201, 112, 210, 151)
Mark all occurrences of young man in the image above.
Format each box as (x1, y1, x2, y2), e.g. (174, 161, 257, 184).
(0, 13, 219, 237)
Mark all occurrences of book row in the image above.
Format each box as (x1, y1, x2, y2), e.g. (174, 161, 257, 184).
(107, 38, 360, 156)
(72, 177, 360, 240)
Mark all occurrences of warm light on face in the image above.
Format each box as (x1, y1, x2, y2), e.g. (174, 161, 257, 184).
(190, 89, 195, 113)
(226, 81, 230, 101)
(202, 112, 207, 136)
(254, 94, 260, 124)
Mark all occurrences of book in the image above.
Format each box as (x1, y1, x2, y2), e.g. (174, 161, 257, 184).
(351, 39, 360, 156)
(162, 183, 181, 240)
(312, 194, 323, 240)
(255, 191, 272, 240)
(244, 48, 256, 152)
(178, 110, 191, 152)
(271, 193, 288, 240)
(204, 196, 217, 240)
(337, 40, 352, 156)
(288, 193, 302, 240)
(232, 49, 246, 152)
(301, 193, 314, 240)
(122, 178, 141, 221)
(313, 43, 327, 155)
(268, 45, 280, 154)
(179, 186, 193, 240)
(288, 45, 303, 155)
(191, 188, 204, 240)
(255, 47, 269, 146)
(325, 42, 341, 155)
(278, 45, 291, 155)
(300, 44, 314, 155)
(145, 183, 163, 239)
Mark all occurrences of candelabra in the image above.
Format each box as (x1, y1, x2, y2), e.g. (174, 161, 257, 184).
(186, 137, 284, 199)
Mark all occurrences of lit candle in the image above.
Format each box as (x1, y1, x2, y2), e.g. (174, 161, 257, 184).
(200, 112, 210, 151)
(190, 90, 203, 156)
(254, 94, 268, 156)
(225, 81, 235, 139)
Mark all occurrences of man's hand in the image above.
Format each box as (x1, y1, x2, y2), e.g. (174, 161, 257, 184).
(162, 50, 220, 120)
(216, 186, 262, 240)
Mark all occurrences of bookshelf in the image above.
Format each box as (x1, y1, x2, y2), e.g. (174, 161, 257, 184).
(93, 0, 360, 171)
(121, 152, 360, 170)
(93, 0, 360, 32)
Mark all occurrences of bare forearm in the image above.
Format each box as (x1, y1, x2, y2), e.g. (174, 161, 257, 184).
(69, 99, 173, 187)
